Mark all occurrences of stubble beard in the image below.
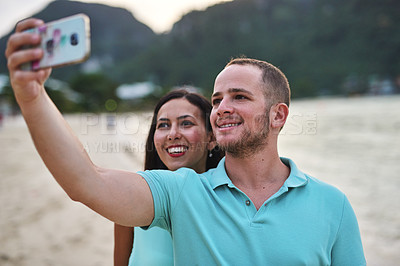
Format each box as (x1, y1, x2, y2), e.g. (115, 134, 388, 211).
(218, 113, 270, 159)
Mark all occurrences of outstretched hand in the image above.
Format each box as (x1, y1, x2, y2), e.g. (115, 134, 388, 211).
(5, 18, 52, 105)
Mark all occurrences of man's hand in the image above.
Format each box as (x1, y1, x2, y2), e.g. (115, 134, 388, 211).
(5, 18, 52, 104)
(4, 19, 155, 228)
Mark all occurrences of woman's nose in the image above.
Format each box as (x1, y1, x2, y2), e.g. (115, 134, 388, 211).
(167, 125, 181, 140)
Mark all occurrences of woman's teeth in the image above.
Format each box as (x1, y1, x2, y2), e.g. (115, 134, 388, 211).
(167, 146, 187, 154)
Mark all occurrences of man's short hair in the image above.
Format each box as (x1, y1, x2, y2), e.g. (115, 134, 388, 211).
(225, 57, 291, 107)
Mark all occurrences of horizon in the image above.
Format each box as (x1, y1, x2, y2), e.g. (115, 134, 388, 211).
(0, 0, 232, 38)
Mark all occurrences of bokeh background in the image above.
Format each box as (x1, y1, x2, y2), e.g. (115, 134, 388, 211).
(0, 0, 399, 265)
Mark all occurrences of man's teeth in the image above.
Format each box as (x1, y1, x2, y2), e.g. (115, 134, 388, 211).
(220, 123, 239, 128)
(167, 146, 187, 154)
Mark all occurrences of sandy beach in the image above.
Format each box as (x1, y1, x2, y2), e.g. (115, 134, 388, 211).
(1, 95, 399, 265)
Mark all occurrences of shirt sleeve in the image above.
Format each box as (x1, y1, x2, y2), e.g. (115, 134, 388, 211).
(138, 169, 188, 231)
(331, 195, 366, 265)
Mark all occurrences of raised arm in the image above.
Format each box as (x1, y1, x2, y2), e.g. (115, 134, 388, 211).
(5, 18, 154, 227)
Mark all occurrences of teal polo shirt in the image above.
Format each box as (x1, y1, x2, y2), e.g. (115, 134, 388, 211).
(139, 158, 365, 265)
(129, 227, 173, 266)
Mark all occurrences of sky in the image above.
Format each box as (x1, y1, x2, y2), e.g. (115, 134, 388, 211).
(0, 0, 232, 38)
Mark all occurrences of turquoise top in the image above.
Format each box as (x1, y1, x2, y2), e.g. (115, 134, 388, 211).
(128, 226, 173, 266)
(139, 157, 366, 265)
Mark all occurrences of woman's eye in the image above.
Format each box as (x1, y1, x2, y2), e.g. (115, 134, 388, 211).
(157, 122, 169, 129)
(181, 120, 194, 127)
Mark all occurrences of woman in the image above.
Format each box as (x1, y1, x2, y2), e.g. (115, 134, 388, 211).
(114, 89, 223, 266)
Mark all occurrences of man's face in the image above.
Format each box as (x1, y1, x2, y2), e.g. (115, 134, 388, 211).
(210, 64, 270, 157)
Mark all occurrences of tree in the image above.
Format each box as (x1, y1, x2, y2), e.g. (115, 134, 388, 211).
(69, 73, 120, 112)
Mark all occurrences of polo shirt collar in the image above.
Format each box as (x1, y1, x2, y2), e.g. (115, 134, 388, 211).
(280, 157, 309, 188)
(210, 157, 235, 189)
(209, 157, 308, 190)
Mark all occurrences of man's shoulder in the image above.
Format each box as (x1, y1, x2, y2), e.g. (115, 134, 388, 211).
(138, 167, 211, 185)
(298, 174, 349, 214)
(283, 157, 346, 200)
(306, 175, 345, 196)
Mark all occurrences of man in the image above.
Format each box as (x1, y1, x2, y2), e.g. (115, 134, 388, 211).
(6, 18, 365, 265)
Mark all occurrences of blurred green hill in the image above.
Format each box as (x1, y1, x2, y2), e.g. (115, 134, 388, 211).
(0, 0, 156, 82)
(0, 0, 399, 112)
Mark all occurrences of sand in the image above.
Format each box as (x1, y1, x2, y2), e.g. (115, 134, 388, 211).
(1, 95, 399, 265)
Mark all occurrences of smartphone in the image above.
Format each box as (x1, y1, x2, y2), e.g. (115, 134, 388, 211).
(21, 14, 91, 70)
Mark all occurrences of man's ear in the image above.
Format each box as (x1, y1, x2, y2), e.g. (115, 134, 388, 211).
(270, 103, 289, 129)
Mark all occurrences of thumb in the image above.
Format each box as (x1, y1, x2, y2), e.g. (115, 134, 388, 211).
(37, 68, 52, 84)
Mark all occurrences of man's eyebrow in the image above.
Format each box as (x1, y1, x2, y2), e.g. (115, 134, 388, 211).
(229, 88, 254, 96)
(212, 88, 254, 98)
(211, 92, 221, 98)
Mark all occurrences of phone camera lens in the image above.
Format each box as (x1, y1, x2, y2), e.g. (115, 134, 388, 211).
(70, 33, 79, 46)
(46, 39, 54, 54)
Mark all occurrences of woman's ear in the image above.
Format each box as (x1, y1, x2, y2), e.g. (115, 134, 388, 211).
(207, 132, 217, 151)
(270, 103, 289, 130)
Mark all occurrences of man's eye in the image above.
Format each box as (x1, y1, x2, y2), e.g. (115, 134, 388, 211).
(235, 95, 247, 100)
(212, 99, 221, 105)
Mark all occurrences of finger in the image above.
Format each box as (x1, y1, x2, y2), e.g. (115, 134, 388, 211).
(37, 68, 52, 82)
(15, 18, 44, 33)
(7, 48, 43, 71)
(11, 68, 47, 85)
(5, 32, 40, 58)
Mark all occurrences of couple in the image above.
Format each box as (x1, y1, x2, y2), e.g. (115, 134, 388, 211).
(6, 18, 366, 265)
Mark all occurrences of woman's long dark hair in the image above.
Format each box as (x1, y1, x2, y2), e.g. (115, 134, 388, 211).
(144, 89, 223, 171)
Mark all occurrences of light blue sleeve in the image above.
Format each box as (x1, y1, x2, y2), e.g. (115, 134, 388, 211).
(331, 195, 366, 265)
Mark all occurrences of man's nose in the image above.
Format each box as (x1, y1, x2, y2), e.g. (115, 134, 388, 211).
(216, 98, 234, 116)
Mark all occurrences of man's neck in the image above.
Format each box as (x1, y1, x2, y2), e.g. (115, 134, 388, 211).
(224, 148, 290, 209)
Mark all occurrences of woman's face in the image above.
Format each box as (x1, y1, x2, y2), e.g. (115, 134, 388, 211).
(154, 98, 212, 173)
